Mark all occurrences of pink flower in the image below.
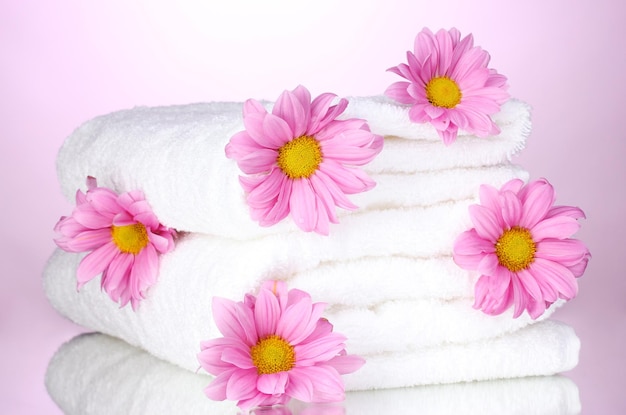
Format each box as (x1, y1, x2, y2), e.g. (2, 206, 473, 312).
(225, 85, 383, 235)
(198, 281, 365, 411)
(453, 178, 590, 319)
(54, 177, 176, 310)
(385, 27, 509, 145)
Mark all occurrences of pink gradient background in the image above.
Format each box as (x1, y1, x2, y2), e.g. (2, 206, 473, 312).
(2, 0, 624, 413)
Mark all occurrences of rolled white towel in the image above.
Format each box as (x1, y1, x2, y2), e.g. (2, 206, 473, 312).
(46, 331, 580, 415)
(55, 97, 529, 237)
(44, 237, 563, 375)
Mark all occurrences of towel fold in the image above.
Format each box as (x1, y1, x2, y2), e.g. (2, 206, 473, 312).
(44, 236, 564, 375)
(46, 332, 580, 415)
(56, 97, 530, 237)
(346, 319, 579, 390)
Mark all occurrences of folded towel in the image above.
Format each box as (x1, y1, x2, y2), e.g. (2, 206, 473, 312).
(347, 319, 579, 390)
(44, 237, 566, 376)
(46, 332, 581, 415)
(55, 97, 530, 237)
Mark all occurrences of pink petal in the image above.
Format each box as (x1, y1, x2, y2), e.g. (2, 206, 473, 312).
(386, 62, 409, 79)
(535, 239, 590, 268)
(76, 242, 119, 287)
(221, 347, 255, 370)
(236, 148, 279, 175)
(519, 180, 555, 228)
(312, 168, 358, 210)
(312, 194, 331, 235)
(526, 297, 548, 320)
(324, 352, 366, 375)
(289, 179, 318, 232)
(501, 178, 525, 194)
(198, 337, 248, 374)
(310, 94, 348, 134)
(434, 27, 453, 73)
(546, 205, 586, 220)
(476, 252, 499, 276)
(263, 114, 294, 147)
(285, 368, 315, 402)
(289, 366, 344, 402)
(225, 131, 264, 161)
(509, 274, 527, 318)
(254, 287, 281, 338)
(245, 169, 284, 208)
(212, 297, 257, 345)
(129, 243, 158, 295)
(384, 82, 415, 104)
(243, 112, 281, 149)
(226, 368, 259, 401)
(243, 99, 267, 117)
(291, 85, 312, 115)
(516, 268, 543, 302)
(294, 332, 347, 366)
(413, 28, 436, 65)
(238, 392, 286, 411)
(72, 207, 113, 230)
(468, 204, 502, 241)
(318, 161, 374, 195)
(308, 174, 340, 225)
(501, 190, 522, 229)
(147, 229, 175, 254)
(85, 188, 120, 216)
(530, 258, 578, 300)
(257, 173, 292, 226)
(273, 88, 308, 138)
(256, 372, 289, 395)
(62, 228, 113, 252)
(101, 252, 133, 297)
(438, 125, 458, 145)
(568, 252, 590, 277)
(277, 296, 325, 345)
(531, 216, 580, 241)
(203, 369, 235, 401)
(453, 228, 496, 256)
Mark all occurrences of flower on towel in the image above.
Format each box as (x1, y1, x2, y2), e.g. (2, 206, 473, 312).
(453, 178, 590, 319)
(385, 27, 509, 145)
(225, 85, 383, 235)
(54, 177, 176, 310)
(198, 280, 365, 411)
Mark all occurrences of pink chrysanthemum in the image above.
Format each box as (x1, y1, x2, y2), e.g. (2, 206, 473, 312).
(198, 280, 365, 411)
(54, 177, 176, 310)
(453, 178, 590, 319)
(385, 27, 509, 145)
(225, 85, 383, 235)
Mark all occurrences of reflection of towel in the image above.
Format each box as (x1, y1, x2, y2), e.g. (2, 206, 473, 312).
(55, 97, 529, 236)
(44, 240, 569, 377)
(46, 332, 581, 415)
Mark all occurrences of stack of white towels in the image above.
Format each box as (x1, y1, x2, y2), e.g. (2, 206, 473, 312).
(44, 96, 581, 412)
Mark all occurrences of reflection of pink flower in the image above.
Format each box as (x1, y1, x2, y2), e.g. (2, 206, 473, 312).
(453, 178, 590, 319)
(385, 28, 509, 145)
(226, 85, 383, 235)
(54, 177, 176, 310)
(198, 281, 365, 411)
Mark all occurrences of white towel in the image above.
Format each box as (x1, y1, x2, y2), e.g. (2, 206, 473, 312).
(44, 239, 566, 377)
(46, 332, 581, 415)
(55, 97, 530, 237)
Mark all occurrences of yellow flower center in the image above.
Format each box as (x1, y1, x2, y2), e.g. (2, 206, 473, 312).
(425, 76, 462, 108)
(250, 335, 296, 375)
(277, 136, 322, 179)
(111, 223, 149, 255)
(495, 226, 536, 272)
